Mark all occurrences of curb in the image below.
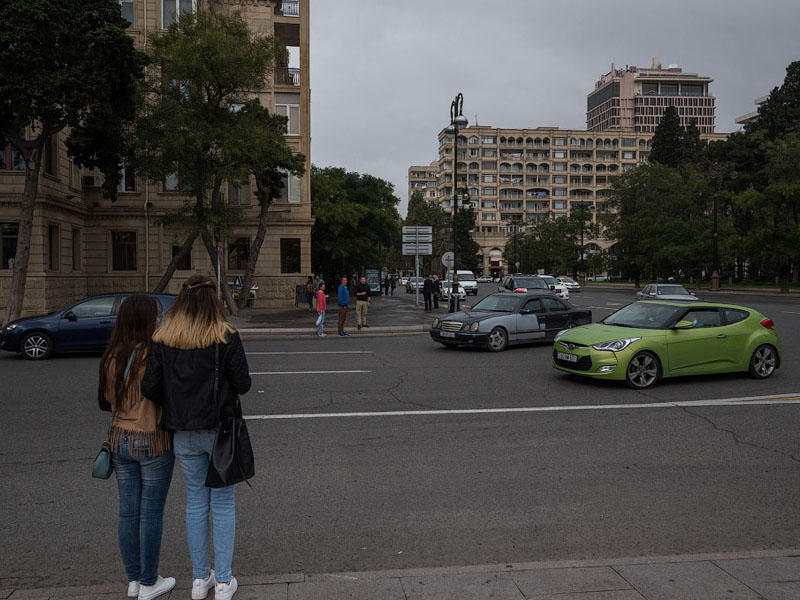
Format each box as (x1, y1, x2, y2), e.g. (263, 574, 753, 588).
(238, 325, 427, 339)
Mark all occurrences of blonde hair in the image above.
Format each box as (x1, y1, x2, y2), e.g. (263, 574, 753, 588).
(153, 275, 235, 349)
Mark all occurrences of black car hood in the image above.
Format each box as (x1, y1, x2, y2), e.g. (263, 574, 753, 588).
(440, 310, 503, 323)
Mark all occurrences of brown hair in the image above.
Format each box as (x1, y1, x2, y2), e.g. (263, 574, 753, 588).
(99, 294, 158, 410)
(153, 274, 234, 349)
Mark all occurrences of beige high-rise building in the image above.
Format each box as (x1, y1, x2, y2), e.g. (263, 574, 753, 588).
(587, 58, 715, 133)
(412, 125, 726, 276)
(407, 162, 439, 202)
(0, 0, 311, 318)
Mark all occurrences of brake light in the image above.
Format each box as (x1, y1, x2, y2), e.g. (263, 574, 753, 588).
(514, 287, 527, 293)
(760, 318, 774, 329)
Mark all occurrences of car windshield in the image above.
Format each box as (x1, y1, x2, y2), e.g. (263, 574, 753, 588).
(471, 295, 520, 312)
(515, 277, 548, 290)
(540, 275, 556, 285)
(458, 273, 476, 281)
(561, 277, 577, 284)
(602, 302, 684, 329)
(658, 285, 690, 295)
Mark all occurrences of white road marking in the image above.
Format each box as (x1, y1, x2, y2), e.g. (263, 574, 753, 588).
(606, 302, 623, 306)
(247, 351, 373, 355)
(782, 311, 800, 315)
(250, 370, 371, 375)
(245, 393, 800, 421)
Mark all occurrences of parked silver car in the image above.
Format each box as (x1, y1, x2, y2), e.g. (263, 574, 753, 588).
(636, 283, 698, 301)
(429, 292, 592, 352)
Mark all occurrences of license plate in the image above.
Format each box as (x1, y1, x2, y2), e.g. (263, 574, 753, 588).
(441, 331, 455, 338)
(557, 351, 578, 362)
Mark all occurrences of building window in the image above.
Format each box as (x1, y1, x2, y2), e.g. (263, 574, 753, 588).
(48, 224, 60, 270)
(228, 179, 250, 205)
(553, 188, 567, 197)
(482, 187, 496, 196)
(1, 223, 18, 269)
(171, 244, 192, 270)
(552, 162, 566, 172)
(72, 229, 81, 271)
(163, 0, 195, 28)
(481, 136, 495, 144)
(275, 93, 300, 135)
(553, 150, 566, 159)
(228, 237, 249, 271)
(552, 137, 566, 146)
(118, 164, 136, 192)
(68, 158, 80, 190)
(482, 174, 496, 183)
(553, 199, 566, 209)
(112, 231, 137, 271)
(119, 0, 134, 26)
(43, 136, 55, 176)
(164, 170, 192, 192)
(277, 173, 301, 203)
(280, 238, 301, 273)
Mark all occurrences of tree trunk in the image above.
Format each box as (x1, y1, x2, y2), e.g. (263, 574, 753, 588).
(152, 231, 198, 293)
(779, 273, 790, 294)
(200, 228, 238, 316)
(4, 146, 42, 325)
(237, 196, 272, 310)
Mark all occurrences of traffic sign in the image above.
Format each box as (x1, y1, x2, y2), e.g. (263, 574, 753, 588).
(402, 225, 432, 234)
(402, 233, 432, 243)
(233, 275, 244, 289)
(441, 251, 454, 267)
(403, 243, 432, 256)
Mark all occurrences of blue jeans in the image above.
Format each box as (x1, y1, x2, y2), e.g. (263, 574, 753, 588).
(173, 429, 236, 583)
(317, 310, 326, 335)
(113, 438, 174, 586)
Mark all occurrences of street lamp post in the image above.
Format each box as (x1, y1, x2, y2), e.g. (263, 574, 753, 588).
(708, 162, 736, 292)
(447, 93, 468, 312)
(575, 201, 594, 284)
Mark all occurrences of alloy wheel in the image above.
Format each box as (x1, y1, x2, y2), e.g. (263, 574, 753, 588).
(626, 352, 659, 389)
(487, 327, 508, 352)
(22, 333, 52, 360)
(750, 345, 777, 378)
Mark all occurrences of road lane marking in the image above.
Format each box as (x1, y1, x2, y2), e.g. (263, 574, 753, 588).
(782, 311, 800, 315)
(250, 370, 371, 375)
(606, 302, 623, 306)
(244, 393, 800, 420)
(247, 351, 373, 355)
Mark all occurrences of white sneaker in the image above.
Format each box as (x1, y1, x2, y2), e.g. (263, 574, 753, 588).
(138, 575, 176, 600)
(127, 581, 140, 598)
(192, 570, 216, 600)
(214, 576, 238, 600)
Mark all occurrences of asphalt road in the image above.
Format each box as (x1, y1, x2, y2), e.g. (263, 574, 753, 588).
(1, 286, 799, 589)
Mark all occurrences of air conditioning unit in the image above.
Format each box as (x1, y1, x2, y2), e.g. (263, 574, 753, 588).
(82, 175, 97, 189)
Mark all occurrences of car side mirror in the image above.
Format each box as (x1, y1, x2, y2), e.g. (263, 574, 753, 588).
(674, 320, 694, 330)
(636, 292, 643, 298)
(519, 308, 532, 314)
(549, 285, 555, 291)
(63, 311, 77, 322)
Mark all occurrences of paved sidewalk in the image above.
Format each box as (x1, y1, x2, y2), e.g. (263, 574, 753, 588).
(4, 549, 799, 599)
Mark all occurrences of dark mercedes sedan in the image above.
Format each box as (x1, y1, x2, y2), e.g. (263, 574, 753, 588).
(429, 291, 592, 352)
(0, 293, 176, 360)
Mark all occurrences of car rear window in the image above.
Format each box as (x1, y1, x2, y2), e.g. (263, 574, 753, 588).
(723, 308, 749, 325)
(514, 277, 548, 290)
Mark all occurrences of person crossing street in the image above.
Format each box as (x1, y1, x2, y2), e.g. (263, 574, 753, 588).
(337, 276, 350, 336)
(355, 275, 371, 330)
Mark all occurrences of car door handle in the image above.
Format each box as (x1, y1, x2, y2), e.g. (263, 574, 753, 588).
(716, 334, 727, 339)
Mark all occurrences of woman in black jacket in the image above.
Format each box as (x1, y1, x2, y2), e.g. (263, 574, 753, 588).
(142, 275, 250, 600)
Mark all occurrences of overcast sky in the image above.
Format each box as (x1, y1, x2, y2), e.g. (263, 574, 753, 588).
(308, 0, 800, 217)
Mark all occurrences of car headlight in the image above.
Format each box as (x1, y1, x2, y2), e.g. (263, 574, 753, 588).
(469, 321, 479, 332)
(3, 323, 19, 333)
(553, 329, 568, 342)
(591, 337, 641, 352)
(432, 318, 439, 328)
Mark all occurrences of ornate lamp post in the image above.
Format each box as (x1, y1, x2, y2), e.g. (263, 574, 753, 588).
(573, 200, 594, 284)
(708, 162, 736, 291)
(447, 93, 468, 312)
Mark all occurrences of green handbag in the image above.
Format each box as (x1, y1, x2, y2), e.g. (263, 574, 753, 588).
(92, 344, 141, 480)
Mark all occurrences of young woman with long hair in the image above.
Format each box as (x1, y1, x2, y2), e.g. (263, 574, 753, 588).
(98, 294, 175, 600)
(142, 275, 251, 600)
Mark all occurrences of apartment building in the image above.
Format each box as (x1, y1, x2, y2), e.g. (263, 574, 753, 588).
(414, 125, 726, 276)
(407, 162, 439, 201)
(587, 58, 715, 133)
(0, 0, 310, 317)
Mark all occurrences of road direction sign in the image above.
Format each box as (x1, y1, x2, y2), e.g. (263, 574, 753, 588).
(402, 225, 432, 234)
(442, 251, 454, 268)
(402, 233, 432, 243)
(403, 243, 432, 256)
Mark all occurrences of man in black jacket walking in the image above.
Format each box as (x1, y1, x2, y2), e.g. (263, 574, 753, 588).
(422, 275, 435, 311)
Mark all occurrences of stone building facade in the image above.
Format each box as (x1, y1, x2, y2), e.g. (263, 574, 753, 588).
(0, 0, 310, 319)
(410, 125, 727, 276)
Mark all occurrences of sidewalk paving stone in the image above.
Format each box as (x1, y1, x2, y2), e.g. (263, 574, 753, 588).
(285, 576, 406, 600)
(614, 561, 764, 600)
(510, 566, 633, 597)
(400, 572, 525, 600)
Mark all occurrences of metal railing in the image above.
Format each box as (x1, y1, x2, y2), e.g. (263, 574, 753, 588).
(280, 1, 299, 17)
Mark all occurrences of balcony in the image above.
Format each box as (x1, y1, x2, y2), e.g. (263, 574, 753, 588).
(276, 67, 300, 86)
(277, 1, 299, 17)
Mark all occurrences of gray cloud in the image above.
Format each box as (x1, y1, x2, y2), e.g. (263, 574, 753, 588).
(309, 0, 800, 216)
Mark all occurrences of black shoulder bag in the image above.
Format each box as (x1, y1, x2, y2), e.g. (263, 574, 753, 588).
(205, 343, 255, 488)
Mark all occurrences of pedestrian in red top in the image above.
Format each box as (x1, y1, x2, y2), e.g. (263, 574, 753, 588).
(315, 282, 328, 336)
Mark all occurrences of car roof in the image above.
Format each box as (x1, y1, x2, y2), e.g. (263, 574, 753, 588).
(635, 299, 756, 311)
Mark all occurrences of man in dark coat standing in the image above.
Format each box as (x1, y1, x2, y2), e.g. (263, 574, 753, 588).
(422, 274, 435, 311)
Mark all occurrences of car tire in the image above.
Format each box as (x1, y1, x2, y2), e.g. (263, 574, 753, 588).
(625, 351, 660, 389)
(487, 327, 508, 352)
(21, 332, 53, 360)
(748, 344, 778, 379)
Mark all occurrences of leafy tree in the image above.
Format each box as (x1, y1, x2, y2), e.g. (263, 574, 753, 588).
(454, 205, 480, 272)
(680, 119, 706, 165)
(746, 61, 800, 138)
(310, 166, 402, 282)
(0, 0, 147, 323)
(648, 106, 684, 167)
(131, 11, 289, 312)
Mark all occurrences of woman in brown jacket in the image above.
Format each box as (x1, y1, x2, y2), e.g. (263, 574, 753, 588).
(99, 294, 175, 600)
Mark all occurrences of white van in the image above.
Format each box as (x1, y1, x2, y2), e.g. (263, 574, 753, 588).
(455, 270, 478, 296)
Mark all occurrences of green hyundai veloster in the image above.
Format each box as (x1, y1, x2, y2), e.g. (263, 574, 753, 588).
(552, 300, 781, 389)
